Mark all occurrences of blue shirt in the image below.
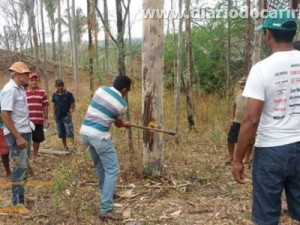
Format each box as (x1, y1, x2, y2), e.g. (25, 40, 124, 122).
(52, 90, 75, 120)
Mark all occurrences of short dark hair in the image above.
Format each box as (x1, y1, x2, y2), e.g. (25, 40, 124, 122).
(265, 22, 296, 43)
(113, 75, 132, 91)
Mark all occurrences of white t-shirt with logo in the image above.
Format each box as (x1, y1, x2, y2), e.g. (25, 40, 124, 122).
(243, 50, 300, 147)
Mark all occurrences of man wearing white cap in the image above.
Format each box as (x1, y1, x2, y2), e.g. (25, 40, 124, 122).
(1, 61, 32, 211)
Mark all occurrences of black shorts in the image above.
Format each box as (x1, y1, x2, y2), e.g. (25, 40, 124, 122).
(32, 124, 45, 143)
(227, 122, 241, 143)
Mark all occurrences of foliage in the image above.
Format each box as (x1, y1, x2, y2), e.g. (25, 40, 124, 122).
(164, 0, 255, 94)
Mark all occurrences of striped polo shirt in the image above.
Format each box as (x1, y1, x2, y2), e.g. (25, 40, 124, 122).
(80, 86, 127, 139)
(26, 88, 49, 125)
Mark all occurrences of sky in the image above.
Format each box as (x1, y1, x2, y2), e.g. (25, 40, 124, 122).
(65, 0, 217, 41)
(0, 0, 217, 43)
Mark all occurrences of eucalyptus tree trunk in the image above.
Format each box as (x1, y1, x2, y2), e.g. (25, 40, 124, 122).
(174, 0, 183, 132)
(226, 0, 231, 95)
(142, 0, 164, 175)
(184, 0, 195, 130)
(57, 0, 64, 79)
(24, 0, 39, 71)
(127, 2, 133, 74)
(87, 0, 95, 94)
(104, 0, 109, 72)
(72, 0, 79, 87)
(116, 0, 126, 75)
(40, 0, 49, 94)
(66, 0, 73, 67)
(171, 0, 176, 87)
(43, 0, 57, 61)
(251, 0, 265, 65)
(242, 0, 251, 78)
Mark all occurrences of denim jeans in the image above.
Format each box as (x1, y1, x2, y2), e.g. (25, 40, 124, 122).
(5, 132, 32, 205)
(56, 116, 74, 139)
(252, 143, 300, 225)
(81, 135, 119, 213)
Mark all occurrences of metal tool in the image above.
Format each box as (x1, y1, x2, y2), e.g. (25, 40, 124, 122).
(130, 124, 177, 136)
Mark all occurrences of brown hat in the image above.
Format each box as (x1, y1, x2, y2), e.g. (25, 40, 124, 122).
(9, 62, 30, 74)
(29, 72, 38, 79)
(238, 77, 247, 84)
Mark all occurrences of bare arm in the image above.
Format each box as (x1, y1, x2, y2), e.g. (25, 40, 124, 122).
(114, 119, 130, 128)
(69, 102, 75, 116)
(1, 111, 26, 149)
(232, 98, 263, 184)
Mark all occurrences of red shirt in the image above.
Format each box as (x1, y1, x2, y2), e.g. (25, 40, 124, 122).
(26, 88, 49, 125)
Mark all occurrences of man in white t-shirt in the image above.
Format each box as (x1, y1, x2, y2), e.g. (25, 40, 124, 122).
(232, 8, 300, 224)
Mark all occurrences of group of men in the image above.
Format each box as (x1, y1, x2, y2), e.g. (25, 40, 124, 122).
(0, 60, 131, 221)
(0, 62, 75, 210)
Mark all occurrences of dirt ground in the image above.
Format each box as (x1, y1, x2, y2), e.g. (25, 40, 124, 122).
(0, 135, 294, 225)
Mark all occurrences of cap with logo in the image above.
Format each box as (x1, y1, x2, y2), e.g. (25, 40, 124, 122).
(9, 62, 30, 74)
(255, 8, 298, 31)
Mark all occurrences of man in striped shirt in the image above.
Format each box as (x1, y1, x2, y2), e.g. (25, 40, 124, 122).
(80, 75, 131, 222)
(26, 72, 49, 161)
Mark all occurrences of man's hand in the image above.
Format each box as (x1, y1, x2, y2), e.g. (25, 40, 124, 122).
(232, 160, 246, 184)
(122, 120, 131, 129)
(16, 136, 27, 150)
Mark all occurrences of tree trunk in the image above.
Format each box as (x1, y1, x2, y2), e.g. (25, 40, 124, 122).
(242, 0, 251, 78)
(174, 0, 183, 132)
(142, 0, 164, 175)
(87, 0, 95, 95)
(251, 0, 265, 65)
(116, 0, 126, 75)
(104, 0, 109, 72)
(40, 0, 49, 94)
(72, 0, 79, 88)
(67, 0, 74, 71)
(185, 0, 195, 130)
(171, 0, 176, 88)
(226, 0, 231, 95)
(57, 0, 64, 79)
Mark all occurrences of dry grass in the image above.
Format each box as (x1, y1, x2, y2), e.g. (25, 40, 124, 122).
(0, 57, 295, 224)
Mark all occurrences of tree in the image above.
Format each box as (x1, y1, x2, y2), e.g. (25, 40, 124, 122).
(184, 0, 195, 130)
(242, 0, 251, 78)
(22, 0, 39, 72)
(0, 0, 26, 51)
(251, 0, 265, 65)
(174, 0, 183, 132)
(142, 0, 164, 175)
(57, 0, 64, 79)
(43, 0, 57, 61)
(87, 0, 97, 94)
(40, 0, 49, 94)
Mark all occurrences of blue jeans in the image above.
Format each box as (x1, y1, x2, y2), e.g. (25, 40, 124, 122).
(81, 135, 119, 213)
(56, 116, 74, 139)
(5, 132, 32, 205)
(252, 143, 300, 225)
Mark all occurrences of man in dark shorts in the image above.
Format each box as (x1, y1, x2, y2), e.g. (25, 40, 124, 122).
(26, 72, 49, 161)
(226, 77, 252, 165)
(52, 79, 75, 151)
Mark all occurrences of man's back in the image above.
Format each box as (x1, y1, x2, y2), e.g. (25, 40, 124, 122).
(243, 50, 300, 147)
